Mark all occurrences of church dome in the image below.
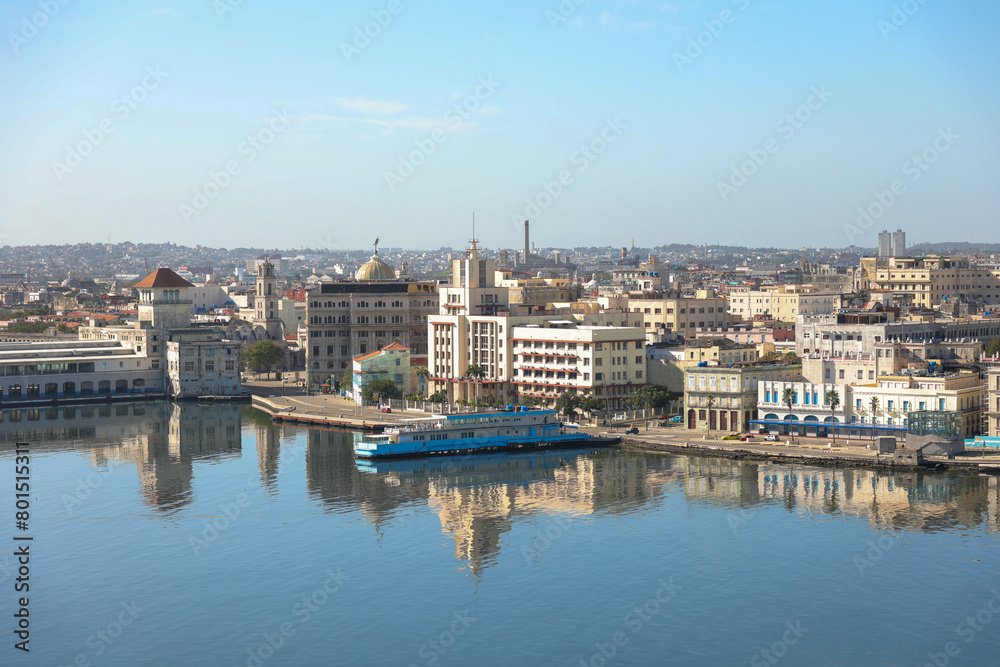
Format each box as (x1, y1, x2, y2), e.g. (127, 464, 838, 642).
(355, 252, 396, 281)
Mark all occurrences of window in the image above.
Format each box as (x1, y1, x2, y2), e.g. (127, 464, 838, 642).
(184, 361, 195, 373)
(839, 370, 845, 379)
(225, 360, 235, 371)
(205, 361, 215, 372)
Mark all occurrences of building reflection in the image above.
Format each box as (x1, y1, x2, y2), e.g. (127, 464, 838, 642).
(7, 402, 1000, 568)
(0, 401, 243, 512)
(679, 457, 1000, 533)
(340, 450, 680, 576)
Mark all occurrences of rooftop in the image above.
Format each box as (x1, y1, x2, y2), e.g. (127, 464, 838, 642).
(133, 268, 194, 289)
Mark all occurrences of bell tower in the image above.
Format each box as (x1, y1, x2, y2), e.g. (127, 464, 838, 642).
(254, 257, 283, 339)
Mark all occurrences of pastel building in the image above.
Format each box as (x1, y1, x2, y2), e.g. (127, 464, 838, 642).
(352, 342, 413, 404)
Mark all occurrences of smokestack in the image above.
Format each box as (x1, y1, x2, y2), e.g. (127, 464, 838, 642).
(523, 220, 530, 266)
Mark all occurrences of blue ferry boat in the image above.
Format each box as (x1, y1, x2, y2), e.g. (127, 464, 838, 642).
(353, 408, 619, 459)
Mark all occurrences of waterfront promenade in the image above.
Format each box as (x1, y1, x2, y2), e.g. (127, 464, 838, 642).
(243, 379, 1000, 471)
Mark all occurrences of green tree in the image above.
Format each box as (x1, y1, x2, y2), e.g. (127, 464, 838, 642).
(338, 368, 355, 393)
(362, 378, 400, 404)
(522, 396, 542, 407)
(428, 390, 447, 404)
(555, 392, 580, 421)
(578, 395, 604, 417)
(624, 385, 672, 414)
(986, 337, 1000, 358)
(7, 322, 51, 334)
(825, 389, 841, 442)
(244, 340, 285, 379)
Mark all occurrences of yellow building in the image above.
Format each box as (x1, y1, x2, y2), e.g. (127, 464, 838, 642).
(684, 361, 803, 433)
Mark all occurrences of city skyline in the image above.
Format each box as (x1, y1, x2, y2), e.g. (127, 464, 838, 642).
(2, 1, 998, 251)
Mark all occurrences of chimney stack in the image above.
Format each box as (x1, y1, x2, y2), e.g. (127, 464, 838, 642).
(523, 220, 530, 266)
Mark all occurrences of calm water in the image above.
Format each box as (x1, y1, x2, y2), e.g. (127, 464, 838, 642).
(2, 402, 1000, 666)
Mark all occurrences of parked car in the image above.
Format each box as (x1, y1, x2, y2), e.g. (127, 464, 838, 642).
(379, 407, 392, 413)
(722, 434, 740, 440)
(738, 434, 755, 441)
(625, 427, 639, 435)
(669, 415, 683, 423)
(764, 434, 779, 441)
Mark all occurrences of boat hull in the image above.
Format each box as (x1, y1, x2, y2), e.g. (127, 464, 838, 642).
(354, 433, 620, 459)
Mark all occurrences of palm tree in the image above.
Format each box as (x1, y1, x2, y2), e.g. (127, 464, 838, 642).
(465, 363, 485, 408)
(825, 389, 840, 442)
(414, 365, 430, 398)
(783, 387, 796, 437)
(869, 396, 880, 441)
(706, 394, 715, 439)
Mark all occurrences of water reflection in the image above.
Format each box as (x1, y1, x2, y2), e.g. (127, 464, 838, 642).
(679, 458, 1000, 533)
(4, 404, 1000, 570)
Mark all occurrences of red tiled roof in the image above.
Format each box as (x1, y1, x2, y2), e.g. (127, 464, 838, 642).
(133, 268, 193, 289)
(381, 342, 410, 351)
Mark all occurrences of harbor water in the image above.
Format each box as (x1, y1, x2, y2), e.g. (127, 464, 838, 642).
(1, 402, 999, 666)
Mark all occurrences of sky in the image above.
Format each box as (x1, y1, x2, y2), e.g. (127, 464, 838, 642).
(0, 0, 998, 252)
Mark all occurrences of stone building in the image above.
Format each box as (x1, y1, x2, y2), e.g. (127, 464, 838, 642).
(305, 246, 437, 388)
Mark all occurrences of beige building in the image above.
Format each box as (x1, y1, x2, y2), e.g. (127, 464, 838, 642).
(848, 371, 984, 439)
(165, 329, 241, 398)
(729, 285, 840, 323)
(511, 324, 647, 410)
(304, 249, 438, 388)
(628, 289, 728, 336)
(868, 256, 1000, 308)
(429, 240, 646, 407)
(987, 360, 1000, 438)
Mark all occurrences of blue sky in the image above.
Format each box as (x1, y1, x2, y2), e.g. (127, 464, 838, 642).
(0, 0, 997, 251)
